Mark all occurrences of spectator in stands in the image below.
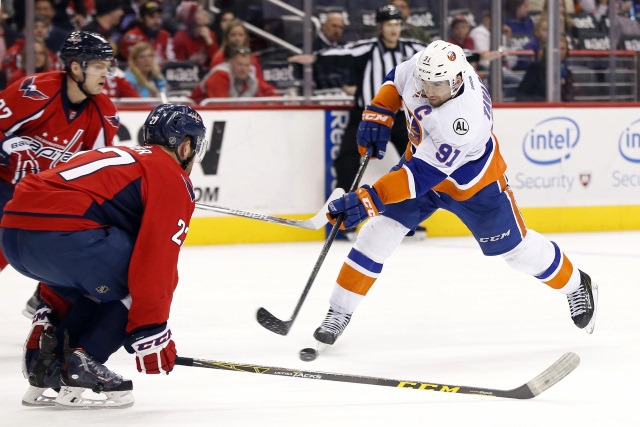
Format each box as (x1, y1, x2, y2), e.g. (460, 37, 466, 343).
(14, 0, 87, 32)
(209, 19, 264, 78)
(6, 39, 53, 86)
(103, 68, 141, 98)
(542, 0, 578, 49)
(313, 10, 350, 91)
(504, 0, 535, 52)
(516, 36, 574, 102)
(33, 0, 69, 53)
(3, 16, 61, 84)
(0, 5, 20, 81)
(120, 0, 148, 32)
(579, 0, 609, 21)
(82, 0, 125, 53)
(610, 0, 640, 48)
(314, 10, 345, 51)
(190, 45, 276, 103)
(448, 16, 475, 50)
(470, 10, 516, 70)
(124, 41, 167, 98)
(119, 1, 175, 65)
(388, 0, 431, 42)
(173, 1, 219, 73)
(212, 9, 236, 45)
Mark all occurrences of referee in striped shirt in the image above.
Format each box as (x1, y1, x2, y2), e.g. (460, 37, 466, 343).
(290, 5, 427, 237)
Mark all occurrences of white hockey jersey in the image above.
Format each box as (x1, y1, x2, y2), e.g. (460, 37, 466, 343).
(370, 52, 507, 203)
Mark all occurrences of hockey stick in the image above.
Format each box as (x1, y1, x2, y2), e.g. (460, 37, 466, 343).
(175, 352, 580, 399)
(256, 154, 371, 335)
(195, 188, 345, 230)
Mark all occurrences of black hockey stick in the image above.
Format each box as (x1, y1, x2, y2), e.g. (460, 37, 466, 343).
(256, 154, 371, 335)
(175, 352, 579, 399)
(195, 188, 345, 230)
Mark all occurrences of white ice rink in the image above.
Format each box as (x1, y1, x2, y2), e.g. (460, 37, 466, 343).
(0, 231, 638, 426)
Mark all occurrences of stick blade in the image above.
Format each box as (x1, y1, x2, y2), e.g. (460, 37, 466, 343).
(525, 352, 581, 397)
(256, 307, 292, 335)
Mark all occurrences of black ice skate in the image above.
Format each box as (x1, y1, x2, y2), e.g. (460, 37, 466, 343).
(57, 347, 134, 409)
(314, 308, 352, 345)
(22, 284, 43, 319)
(22, 330, 62, 407)
(567, 270, 598, 334)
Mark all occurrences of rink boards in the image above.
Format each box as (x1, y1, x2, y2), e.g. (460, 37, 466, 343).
(116, 104, 640, 244)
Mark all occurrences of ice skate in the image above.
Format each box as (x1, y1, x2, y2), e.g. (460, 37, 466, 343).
(22, 285, 43, 319)
(567, 270, 598, 334)
(313, 308, 352, 345)
(22, 330, 61, 407)
(56, 348, 134, 409)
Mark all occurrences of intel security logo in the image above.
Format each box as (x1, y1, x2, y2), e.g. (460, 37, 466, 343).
(618, 119, 640, 163)
(522, 117, 580, 165)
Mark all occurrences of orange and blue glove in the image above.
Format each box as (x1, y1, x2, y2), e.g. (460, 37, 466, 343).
(326, 185, 385, 230)
(357, 105, 394, 159)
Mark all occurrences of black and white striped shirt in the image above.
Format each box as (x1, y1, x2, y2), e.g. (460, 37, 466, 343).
(316, 37, 428, 109)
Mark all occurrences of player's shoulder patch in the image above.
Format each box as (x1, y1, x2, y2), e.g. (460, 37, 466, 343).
(18, 76, 49, 101)
(181, 175, 195, 202)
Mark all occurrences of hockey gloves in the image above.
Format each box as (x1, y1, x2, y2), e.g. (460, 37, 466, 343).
(125, 322, 177, 374)
(327, 185, 385, 230)
(0, 136, 40, 184)
(23, 304, 54, 379)
(357, 105, 394, 159)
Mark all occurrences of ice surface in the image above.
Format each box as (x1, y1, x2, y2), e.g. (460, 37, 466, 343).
(0, 231, 637, 426)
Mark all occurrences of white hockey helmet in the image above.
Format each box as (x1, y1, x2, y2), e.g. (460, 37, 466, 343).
(414, 41, 467, 97)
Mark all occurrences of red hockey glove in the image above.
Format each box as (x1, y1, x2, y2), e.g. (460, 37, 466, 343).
(357, 105, 394, 159)
(23, 305, 54, 378)
(1, 136, 41, 184)
(125, 323, 177, 374)
(326, 185, 385, 230)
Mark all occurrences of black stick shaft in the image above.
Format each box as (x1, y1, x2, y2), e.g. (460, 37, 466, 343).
(257, 154, 370, 334)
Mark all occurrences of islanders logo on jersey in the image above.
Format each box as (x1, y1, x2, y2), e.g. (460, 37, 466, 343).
(19, 77, 49, 101)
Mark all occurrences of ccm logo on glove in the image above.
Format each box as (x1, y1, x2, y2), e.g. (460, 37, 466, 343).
(130, 329, 172, 351)
(362, 112, 391, 123)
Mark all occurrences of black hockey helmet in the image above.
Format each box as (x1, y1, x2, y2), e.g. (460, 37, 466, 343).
(143, 104, 208, 169)
(59, 31, 114, 69)
(375, 5, 403, 23)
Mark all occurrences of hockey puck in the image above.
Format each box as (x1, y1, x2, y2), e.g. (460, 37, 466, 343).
(299, 347, 318, 362)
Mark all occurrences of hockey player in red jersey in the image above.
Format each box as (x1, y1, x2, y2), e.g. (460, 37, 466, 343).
(0, 31, 119, 316)
(1, 103, 208, 408)
(312, 41, 598, 348)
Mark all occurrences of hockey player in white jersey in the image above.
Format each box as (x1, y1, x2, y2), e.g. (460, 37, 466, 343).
(314, 40, 598, 347)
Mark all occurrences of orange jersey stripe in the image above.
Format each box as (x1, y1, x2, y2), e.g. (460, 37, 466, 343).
(503, 180, 528, 239)
(373, 168, 412, 204)
(336, 263, 377, 296)
(543, 254, 574, 290)
(372, 83, 402, 112)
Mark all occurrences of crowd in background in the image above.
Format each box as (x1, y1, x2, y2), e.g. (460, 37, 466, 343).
(0, 0, 638, 103)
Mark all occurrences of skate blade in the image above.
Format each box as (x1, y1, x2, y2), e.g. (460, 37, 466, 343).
(55, 386, 134, 409)
(22, 386, 57, 407)
(584, 281, 598, 334)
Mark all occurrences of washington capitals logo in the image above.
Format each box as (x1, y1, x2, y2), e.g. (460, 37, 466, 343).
(447, 51, 457, 61)
(19, 77, 49, 101)
(105, 115, 120, 128)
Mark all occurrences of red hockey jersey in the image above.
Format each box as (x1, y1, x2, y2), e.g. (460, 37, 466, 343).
(0, 71, 119, 185)
(1, 145, 196, 332)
